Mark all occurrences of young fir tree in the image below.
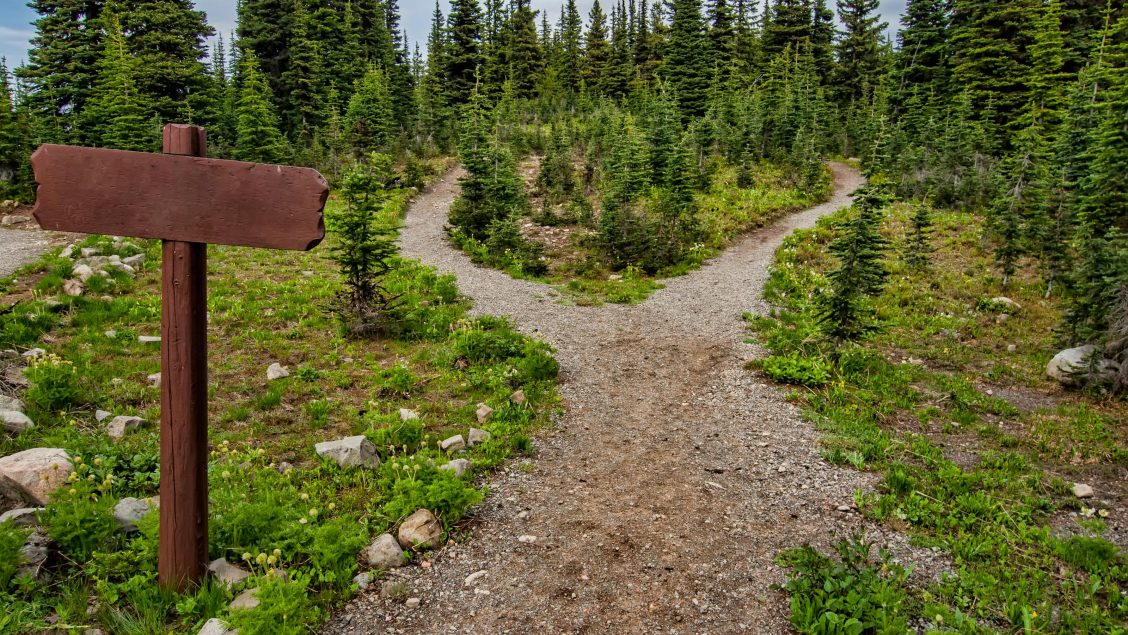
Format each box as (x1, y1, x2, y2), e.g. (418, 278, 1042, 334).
(280, 0, 323, 140)
(346, 65, 395, 154)
(585, 1, 612, 93)
(819, 180, 895, 343)
(664, 0, 712, 118)
(0, 61, 24, 198)
(120, 0, 214, 123)
(233, 52, 290, 164)
(84, 11, 156, 151)
(558, 0, 585, 92)
(834, 0, 888, 105)
(903, 201, 934, 270)
(446, 0, 486, 105)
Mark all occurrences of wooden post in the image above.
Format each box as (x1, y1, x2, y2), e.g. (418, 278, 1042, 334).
(159, 124, 210, 591)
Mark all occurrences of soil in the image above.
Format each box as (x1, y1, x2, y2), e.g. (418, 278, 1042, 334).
(324, 163, 909, 634)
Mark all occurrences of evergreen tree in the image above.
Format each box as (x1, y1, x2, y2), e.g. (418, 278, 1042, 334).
(585, 1, 612, 93)
(559, 0, 585, 91)
(446, 0, 485, 106)
(120, 0, 214, 123)
(810, 0, 835, 82)
(664, 0, 712, 118)
(346, 65, 395, 154)
(709, 0, 738, 81)
(233, 52, 290, 164)
(280, 0, 323, 139)
(507, 0, 544, 98)
(84, 10, 156, 151)
(604, 2, 634, 98)
(834, 0, 887, 104)
(236, 0, 288, 107)
(904, 201, 934, 270)
(763, 0, 812, 59)
(0, 61, 25, 198)
(894, 0, 950, 99)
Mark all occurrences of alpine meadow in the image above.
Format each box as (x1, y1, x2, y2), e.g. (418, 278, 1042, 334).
(0, 0, 1125, 634)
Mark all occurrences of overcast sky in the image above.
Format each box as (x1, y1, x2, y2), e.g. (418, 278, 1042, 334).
(0, 1, 908, 71)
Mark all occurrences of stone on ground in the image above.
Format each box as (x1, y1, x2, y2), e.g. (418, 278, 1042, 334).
(397, 508, 442, 549)
(106, 415, 144, 441)
(353, 571, 373, 591)
(440, 458, 471, 477)
(1072, 483, 1095, 499)
(18, 531, 50, 580)
(440, 434, 465, 452)
(197, 618, 237, 635)
(0, 448, 72, 504)
(0, 395, 22, 412)
(147, 373, 161, 388)
(208, 558, 251, 589)
(112, 497, 152, 532)
(475, 403, 494, 423)
(1, 410, 34, 433)
(266, 363, 289, 381)
(315, 435, 379, 469)
(467, 428, 491, 447)
(0, 507, 42, 527)
(991, 297, 1022, 311)
(71, 264, 94, 282)
(62, 279, 84, 297)
(399, 408, 419, 421)
(230, 588, 260, 610)
(138, 335, 161, 344)
(1047, 345, 1120, 387)
(95, 409, 112, 422)
(364, 533, 406, 570)
(509, 389, 526, 405)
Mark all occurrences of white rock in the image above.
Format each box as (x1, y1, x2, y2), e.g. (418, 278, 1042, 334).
(71, 264, 95, 282)
(475, 403, 494, 424)
(147, 373, 161, 388)
(397, 508, 442, 549)
(440, 458, 471, 477)
(517, 535, 537, 543)
(59, 245, 75, 259)
(1007, 344, 1017, 353)
(266, 363, 289, 381)
(353, 572, 373, 591)
(208, 558, 251, 589)
(1072, 483, 1095, 499)
(122, 254, 145, 267)
(62, 279, 84, 297)
(315, 435, 379, 469)
(464, 570, 488, 587)
(80, 247, 100, 258)
(0, 507, 42, 527)
(509, 390, 526, 405)
(106, 415, 144, 441)
(364, 533, 406, 570)
(990, 297, 1022, 311)
(399, 408, 419, 421)
(1, 215, 30, 226)
(405, 597, 420, 608)
(0, 396, 22, 412)
(467, 428, 491, 447)
(230, 588, 259, 610)
(21, 348, 45, 359)
(112, 497, 152, 531)
(0, 448, 72, 505)
(1, 410, 34, 434)
(197, 618, 237, 635)
(104, 330, 116, 338)
(95, 410, 112, 422)
(1047, 345, 1120, 387)
(440, 434, 465, 452)
(138, 336, 161, 344)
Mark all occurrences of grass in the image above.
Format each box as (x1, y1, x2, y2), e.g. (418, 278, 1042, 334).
(453, 160, 830, 306)
(0, 161, 560, 634)
(751, 202, 1127, 633)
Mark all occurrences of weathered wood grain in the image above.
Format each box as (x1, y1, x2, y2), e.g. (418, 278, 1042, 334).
(30, 141, 328, 251)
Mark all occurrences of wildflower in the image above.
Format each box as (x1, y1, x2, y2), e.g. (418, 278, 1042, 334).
(1031, 610, 1038, 619)
(222, 471, 231, 480)
(1081, 507, 1095, 518)
(308, 508, 318, 518)
(298, 517, 307, 525)
(327, 503, 336, 511)
(300, 493, 309, 501)
(68, 488, 77, 496)
(256, 553, 267, 566)
(267, 555, 277, 565)
(94, 458, 103, 466)
(74, 456, 83, 464)
(272, 548, 281, 557)
(1098, 509, 1110, 518)
(242, 552, 252, 561)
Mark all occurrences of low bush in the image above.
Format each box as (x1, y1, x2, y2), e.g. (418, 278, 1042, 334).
(762, 353, 831, 387)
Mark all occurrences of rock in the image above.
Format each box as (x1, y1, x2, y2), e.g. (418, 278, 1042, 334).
(467, 428, 491, 447)
(315, 435, 379, 469)
(61, 280, 84, 297)
(517, 535, 537, 543)
(440, 458, 471, 477)
(353, 571, 373, 591)
(277, 461, 295, 474)
(266, 363, 289, 381)
(1, 410, 34, 434)
(138, 336, 161, 344)
(1, 215, 30, 226)
(1007, 344, 1017, 353)
(22, 348, 45, 359)
(1047, 345, 1120, 387)
(405, 597, 421, 609)
(80, 247, 100, 258)
(991, 297, 1022, 311)
(18, 531, 50, 580)
(475, 403, 494, 424)
(104, 330, 117, 338)
(440, 434, 465, 452)
(0, 448, 72, 504)
(71, 264, 95, 282)
(112, 497, 152, 532)
(464, 570, 488, 587)
(509, 390, 526, 405)
(122, 254, 145, 267)
(230, 588, 260, 610)
(106, 415, 144, 441)
(59, 244, 75, 259)
(147, 373, 161, 388)
(1072, 483, 1095, 499)
(364, 533, 406, 570)
(397, 508, 442, 549)
(0, 507, 42, 527)
(208, 558, 251, 589)
(197, 618, 237, 635)
(0, 396, 21, 413)
(4, 366, 28, 388)
(399, 408, 419, 421)
(0, 350, 16, 360)
(995, 313, 1009, 324)
(95, 410, 112, 422)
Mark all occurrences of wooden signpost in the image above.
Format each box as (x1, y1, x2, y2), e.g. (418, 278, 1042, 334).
(30, 124, 329, 591)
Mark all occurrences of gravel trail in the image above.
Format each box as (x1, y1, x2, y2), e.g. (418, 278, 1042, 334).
(327, 164, 873, 634)
(0, 228, 51, 278)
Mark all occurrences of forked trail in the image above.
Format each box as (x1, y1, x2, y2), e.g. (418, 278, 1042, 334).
(327, 164, 871, 634)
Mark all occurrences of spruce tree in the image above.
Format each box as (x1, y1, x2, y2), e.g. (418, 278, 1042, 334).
(709, 0, 738, 81)
(84, 11, 157, 151)
(585, 1, 612, 93)
(507, 0, 544, 99)
(346, 65, 395, 154)
(604, 2, 634, 98)
(281, 0, 323, 139)
(810, 0, 836, 82)
(835, 0, 888, 104)
(120, 0, 214, 123)
(233, 52, 290, 164)
(904, 202, 934, 270)
(894, 0, 951, 98)
(559, 0, 585, 91)
(236, 0, 288, 106)
(762, 0, 813, 59)
(0, 61, 24, 198)
(447, 0, 486, 106)
(664, 0, 712, 118)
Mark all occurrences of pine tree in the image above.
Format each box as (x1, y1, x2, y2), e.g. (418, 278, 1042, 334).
(281, 0, 323, 139)
(346, 65, 395, 154)
(120, 0, 214, 123)
(507, 0, 544, 98)
(559, 0, 585, 91)
(904, 202, 934, 270)
(233, 52, 290, 164)
(0, 60, 25, 198)
(585, 0, 612, 93)
(835, 0, 888, 104)
(762, 0, 812, 59)
(664, 0, 712, 118)
(84, 10, 157, 151)
(447, 0, 486, 105)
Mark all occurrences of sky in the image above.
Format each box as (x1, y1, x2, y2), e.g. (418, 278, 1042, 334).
(0, 1, 908, 72)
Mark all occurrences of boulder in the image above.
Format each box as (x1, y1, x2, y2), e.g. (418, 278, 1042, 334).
(229, 588, 260, 611)
(467, 428, 491, 447)
(1047, 345, 1120, 387)
(94, 410, 112, 422)
(509, 390, 526, 405)
(475, 403, 494, 424)
(266, 363, 289, 381)
(59, 244, 75, 259)
(122, 254, 146, 267)
(1072, 483, 1095, 499)
(315, 435, 379, 469)
(0, 215, 30, 227)
(397, 508, 442, 549)
(1, 410, 33, 434)
(18, 531, 50, 580)
(399, 408, 419, 421)
(0, 448, 72, 504)
(208, 558, 251, 589)
(353, 571, 373, 591)
(990, 297, 1022, 311)
(72, 264, 95, 282)
(439, 458, 471, 477)
(147, 373, 161, 388)
(112, 497, 152, 532)
(0, 507, 42, 527)
(363, 533, 406, 570)
(440, 434, 465, 452)
(0, 396, 22, 412)
(106, 415, 144, 441)
(197, 618, 237, 635)
(80, 247, 100, 258)
(62, 280, 84, 297)
(22, 348, 45, 359)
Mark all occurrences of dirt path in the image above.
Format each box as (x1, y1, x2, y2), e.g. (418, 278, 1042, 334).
(327, 164, 874, 634)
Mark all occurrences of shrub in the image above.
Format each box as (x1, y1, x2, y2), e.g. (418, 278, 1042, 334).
(227, 573, 322, 635)
(375, 363, 418, 396)
(0, 522, 28, 590)
(377, 456, 484, 526)
(43, 482, 119, 563)
(514, 340, 560, 382)
(762, 353, 831, 387)
(450, 317, 526, 365)
(24, 352, 82, 412)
